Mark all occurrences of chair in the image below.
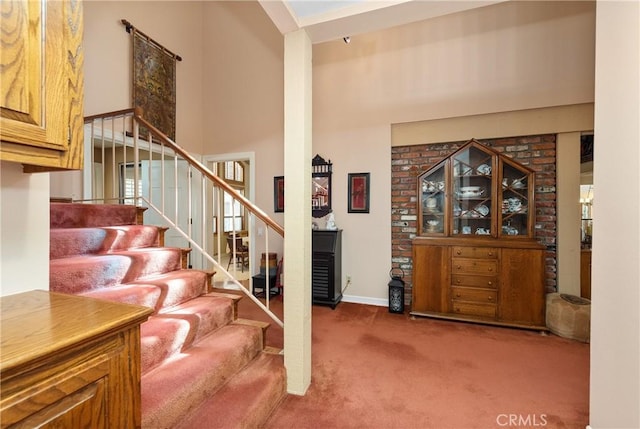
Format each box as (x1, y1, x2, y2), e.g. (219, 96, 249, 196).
(226, 236, 249, 272)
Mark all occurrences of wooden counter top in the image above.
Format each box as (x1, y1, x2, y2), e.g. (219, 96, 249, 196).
(1, 290, 152, 373)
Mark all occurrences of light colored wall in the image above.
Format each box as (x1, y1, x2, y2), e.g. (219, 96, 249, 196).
(0, 162, 50, 297)
(201, 1, 285, 259)
(312, 0, 595, 302)
(83, 1, 205, 154)
(590, 1, 640, 426)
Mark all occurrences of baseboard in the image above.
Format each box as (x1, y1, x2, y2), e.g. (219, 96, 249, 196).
(341, 294, 388, 307)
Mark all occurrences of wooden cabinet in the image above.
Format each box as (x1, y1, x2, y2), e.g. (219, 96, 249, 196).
(312, 230, 342, 309)
(412, 238, 546, 330)
(412, 139, 546, 330)
(418, 139, 535, 238)
(0, 0, 84, 171)
(1, 290, 152, 428)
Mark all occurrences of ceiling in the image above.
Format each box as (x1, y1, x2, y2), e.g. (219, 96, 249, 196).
(258, 0, 507, 43)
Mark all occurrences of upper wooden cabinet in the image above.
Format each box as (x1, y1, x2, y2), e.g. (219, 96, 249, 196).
(417, 139, 536, 239)
(0, 0, 84, 171)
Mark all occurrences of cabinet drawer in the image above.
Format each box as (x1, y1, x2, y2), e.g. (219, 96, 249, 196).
(452, 258, 498, 275)
(451, 301, 497, 318)
(451, 286, 497, 304)
(452, 246, 498, 259)
(451, 274, 498, 289)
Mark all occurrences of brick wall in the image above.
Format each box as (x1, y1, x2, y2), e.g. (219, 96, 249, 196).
(391, 135, 557, 305)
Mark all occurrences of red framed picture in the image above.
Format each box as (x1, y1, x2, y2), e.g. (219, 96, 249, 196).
(348, 172, 370, 213)
(273, 176, 284, 212)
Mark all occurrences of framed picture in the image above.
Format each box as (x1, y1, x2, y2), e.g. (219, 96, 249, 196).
(273, 176, 285, 212)
(348, 172, 370, 213)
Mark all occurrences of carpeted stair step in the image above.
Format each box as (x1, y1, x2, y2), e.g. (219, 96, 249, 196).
(50, 225, 162, 259)
(139, 294, 241, 374)
(48, 202, 287, 429)
(80, 282, 163, 309)
(176, 351, 287, 429)
(50, 202, 142, 228)
(79, 270, 213, 311)
(50, 247, 183, 295)
(141, 322, 266, 428)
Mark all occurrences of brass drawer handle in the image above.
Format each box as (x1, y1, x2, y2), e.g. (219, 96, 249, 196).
(488, 252, 493, 256)
(456, 293, 461, 298)
(488, 281, 493, 286)
(456, 250, 462, 255)
(488, 296, 493, 301)
(488, 268, 493, 272)
(457, 279, 462, 284)
(457, 265, 462, 269)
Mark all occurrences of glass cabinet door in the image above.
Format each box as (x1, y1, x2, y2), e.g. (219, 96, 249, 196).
(418, 161, 446, 234)
(451, 144, 494, 237)
(499, 159, 533, 237)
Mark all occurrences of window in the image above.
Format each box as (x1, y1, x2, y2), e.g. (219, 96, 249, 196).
(216, 161, 246, 233)
(224, 161, 244, 183)
(121, 163, 142, 205)
(223, 189, 244, 232)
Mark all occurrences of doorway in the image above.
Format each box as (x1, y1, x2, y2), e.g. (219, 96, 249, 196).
(579, 134, 593, 299)
(203, 152, 255, 281)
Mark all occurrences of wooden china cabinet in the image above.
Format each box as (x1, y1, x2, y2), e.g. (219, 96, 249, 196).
(411, 139, 547, 330)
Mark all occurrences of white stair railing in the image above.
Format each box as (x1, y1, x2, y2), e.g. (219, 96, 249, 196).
(82, 108, 284, 327)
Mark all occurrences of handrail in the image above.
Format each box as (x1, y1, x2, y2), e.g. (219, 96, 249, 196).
(83, 108, 285, 328)
(132, 108, 284, 237)
(84, 107, 137, 122)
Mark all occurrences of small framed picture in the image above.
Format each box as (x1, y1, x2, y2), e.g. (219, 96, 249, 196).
(348, 172, 370, 213)
(273, 176, 284, 212)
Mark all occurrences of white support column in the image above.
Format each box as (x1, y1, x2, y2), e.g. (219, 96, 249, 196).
(283, 29, 312, 395)
(556, 132, 582, 297)
(590, 1, 640, 427)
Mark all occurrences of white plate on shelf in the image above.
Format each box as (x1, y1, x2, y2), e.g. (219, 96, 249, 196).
(457, 191, 483, 198)
(476, 164, 491, 175)
(512, 179, 526, 189)
(475, 204, 489, 216)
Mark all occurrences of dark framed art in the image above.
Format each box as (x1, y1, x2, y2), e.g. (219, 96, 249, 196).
(132, 28, 177, 140)
(274, 176, 285, 212)
(348, 172, 370, 213)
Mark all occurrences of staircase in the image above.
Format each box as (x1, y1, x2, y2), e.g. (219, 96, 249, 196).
(49, 202, 287, 428)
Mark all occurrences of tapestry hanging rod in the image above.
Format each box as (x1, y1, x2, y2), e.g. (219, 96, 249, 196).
(121, 19, 183, 61)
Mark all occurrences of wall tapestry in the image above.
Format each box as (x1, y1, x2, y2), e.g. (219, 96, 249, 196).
(131, 24, 178, 140)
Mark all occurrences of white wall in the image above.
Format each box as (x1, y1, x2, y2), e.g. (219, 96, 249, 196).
(312, 0, 595, 302)
(83, 1, 205, 153)
(201, 1, 285, 259)
(0, 162, 50, 297)
(590, 1, 640, 427)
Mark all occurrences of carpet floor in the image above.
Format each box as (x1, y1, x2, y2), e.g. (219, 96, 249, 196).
(237, 299, 589, 429)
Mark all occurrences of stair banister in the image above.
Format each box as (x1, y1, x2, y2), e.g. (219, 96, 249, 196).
(83, 108, 285, 329)
(133, 108, 284, 237)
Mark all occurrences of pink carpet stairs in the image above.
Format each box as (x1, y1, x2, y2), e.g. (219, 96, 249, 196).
(49, 202, 287, 428)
